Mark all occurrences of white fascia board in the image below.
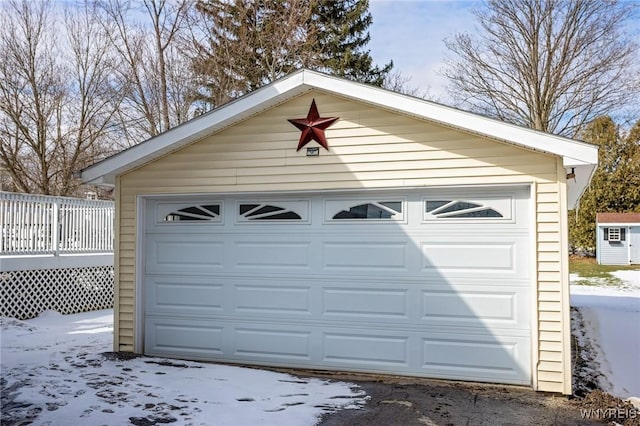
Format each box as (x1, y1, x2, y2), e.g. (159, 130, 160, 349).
(86, 175, 110, 186)
(82, 71, 311, 185)
(596, 223, 639, 227)
(303, 71, 598, 165)
(562, 157, 596, 167)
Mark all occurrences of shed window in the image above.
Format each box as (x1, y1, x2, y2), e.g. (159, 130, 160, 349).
(604, 227, 625, 242)
(163, 204, 220, 221)
(425, 200, 503, 219)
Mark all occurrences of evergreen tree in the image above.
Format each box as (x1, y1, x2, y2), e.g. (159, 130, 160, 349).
(569, 117, 640, 251)
(311, 0, 392, 86)
(190, 0, 391, 108)
(191, 0, 318, 108)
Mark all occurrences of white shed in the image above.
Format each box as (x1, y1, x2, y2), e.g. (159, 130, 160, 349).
(596, 213, 640, 265)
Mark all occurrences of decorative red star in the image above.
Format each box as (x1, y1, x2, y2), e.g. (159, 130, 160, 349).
(288, 99, 339, 151)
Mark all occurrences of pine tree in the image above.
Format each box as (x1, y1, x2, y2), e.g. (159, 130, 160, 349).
(569, 117, 640, 252)
(311, 0, 392, 86)
(616, 120, 640, 211)
(191, 0, 318, 108)
(190, 0, 392, 108)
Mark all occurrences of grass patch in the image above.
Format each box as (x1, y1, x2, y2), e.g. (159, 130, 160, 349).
(572, 277, 622, 287)
(569, 256, 640, 277)
(569, 257, 640, 287)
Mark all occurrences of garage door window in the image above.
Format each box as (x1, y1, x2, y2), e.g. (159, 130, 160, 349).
(163, 204, 221, 222)
(425, 200, 503, 219)
(327, 200, 404, 221)
(238, 201, 308, 222)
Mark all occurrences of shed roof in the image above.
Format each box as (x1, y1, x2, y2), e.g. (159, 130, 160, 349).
(80, 69, 598, 208)
(597, 213, 640, 224)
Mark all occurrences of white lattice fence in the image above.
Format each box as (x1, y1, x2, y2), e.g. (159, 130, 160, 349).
(0, 266, 114, 320)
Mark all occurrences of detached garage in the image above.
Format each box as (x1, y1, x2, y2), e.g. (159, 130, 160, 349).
(81, 69, 597, 394)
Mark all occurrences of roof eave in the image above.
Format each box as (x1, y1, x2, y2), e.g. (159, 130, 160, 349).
(81, 69, 598, 200)
(302, 71, 598, 165)
(81, 70, 312, 185)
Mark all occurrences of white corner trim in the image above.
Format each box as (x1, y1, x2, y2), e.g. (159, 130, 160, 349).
(528, 182, 539, 390)
(134, 196, 146, 353)
(556, 160, 573, 395)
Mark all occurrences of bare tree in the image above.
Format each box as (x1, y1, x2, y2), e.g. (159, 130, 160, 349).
(0, 0, 121, 195)
(96, 0, 196, 142)
(382, 70, 438, 101)
(443, 0, 638, 137)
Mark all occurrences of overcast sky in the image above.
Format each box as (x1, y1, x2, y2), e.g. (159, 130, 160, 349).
(369, 0, 478, 101)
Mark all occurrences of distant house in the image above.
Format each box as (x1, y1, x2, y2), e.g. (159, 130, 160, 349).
(596, 213, 640, 265)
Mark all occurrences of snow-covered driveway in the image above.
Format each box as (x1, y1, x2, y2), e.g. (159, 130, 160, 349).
(570, 270, 640, 402)
(0, 310, 367, 425)
(3, 268, 638, 425)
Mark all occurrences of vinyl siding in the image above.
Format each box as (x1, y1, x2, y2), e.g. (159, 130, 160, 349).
(535, 174, 569, 393)
(115, 91, 569, 392)
(598, 226, 630, 265)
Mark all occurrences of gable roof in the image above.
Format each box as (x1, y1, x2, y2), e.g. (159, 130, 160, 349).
(80, 69, 598, 208)
(597, 213, 640, 224)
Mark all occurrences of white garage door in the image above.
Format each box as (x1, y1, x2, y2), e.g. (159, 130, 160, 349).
(142, 186, 531, 385)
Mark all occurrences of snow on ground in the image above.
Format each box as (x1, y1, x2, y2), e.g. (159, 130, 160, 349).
(570, 270, 640, 403)
(0, 310, 367, 425)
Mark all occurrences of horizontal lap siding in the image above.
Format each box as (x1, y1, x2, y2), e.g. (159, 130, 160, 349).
(536, 179, 567, 392)
(598, 226, 629, 264)
(116, 91, 567, 391)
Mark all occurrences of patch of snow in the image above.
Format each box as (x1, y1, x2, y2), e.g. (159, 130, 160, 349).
(611, 270, 640, 288)
(1, 310, 368, 425)
(570, 270, 640, 402)
(627, 397, 640, 410)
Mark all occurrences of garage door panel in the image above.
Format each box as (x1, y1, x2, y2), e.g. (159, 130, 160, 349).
(145, 276, 225, 315)
(422, 242, 515, 271)
(323, 332, 409, 367)
(145, 318, 224, 358)
(233, 241, 312, 269)
(146, 235, 225, 273)
(234, 284, 312, 315)
(322, 287, 409, 319)
(421, 237, 528, 274)
(421, 334, 530, 384)
(322, 241, 409, 271)
(145, 318, 530, 384)
(421, 287, 528, 328)
(233, 327, 312, 361)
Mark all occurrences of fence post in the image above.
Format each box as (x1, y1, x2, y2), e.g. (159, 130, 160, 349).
(52, 198, 60, 256)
